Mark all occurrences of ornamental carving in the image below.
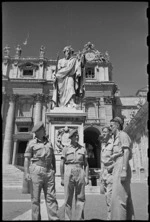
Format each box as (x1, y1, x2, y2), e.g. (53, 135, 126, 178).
(44, 94, 51, 103)
(82, 42, 110, 63)
(104, 96, 112, 104)
(8, 94, 19, 102)
(33, 94, 44, 102)
(55, 126, 72, 153)
(18, 61, 39, 71)
(136, 97, 145, 109)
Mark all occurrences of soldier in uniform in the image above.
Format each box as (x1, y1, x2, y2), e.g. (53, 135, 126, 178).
(24, 121, 59, 220)
(100, 126, 114, 220)
(109, 117, 135, 220)
(60, 129, 89, 220)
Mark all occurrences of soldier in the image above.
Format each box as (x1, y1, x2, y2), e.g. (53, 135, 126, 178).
(24, 121, 59, 220)
(60, 129, 89, 220)
(109, 117, 135, 220)
(100, 126, 114, 220)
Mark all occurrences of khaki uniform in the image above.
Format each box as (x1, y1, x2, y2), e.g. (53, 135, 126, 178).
(24, 137, 59, 220)
(101, 138, 114, 220)
(110, 131, 134, 220)
(61, 143, 88, 220)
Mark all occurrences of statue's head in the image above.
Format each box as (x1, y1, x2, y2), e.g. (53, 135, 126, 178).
(63, 46, 74, 59)
(64, 126, 69, 132)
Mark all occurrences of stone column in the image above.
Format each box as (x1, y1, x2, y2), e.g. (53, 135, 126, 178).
(99, 67, 104, 81)
(34, 94, 43, 125)
(99, 97, 106, 125)
(104, 67, 109, 81)
(96, 98, 100, 122)
(104, 96, 113, 124)
(3, 94, 17, 165)
(12, 141, 17, 165)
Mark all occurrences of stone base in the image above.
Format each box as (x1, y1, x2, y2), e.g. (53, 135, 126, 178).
(45, 107, 87, 176)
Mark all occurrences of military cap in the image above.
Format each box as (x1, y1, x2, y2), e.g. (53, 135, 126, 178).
(112, 117, 124, 130)
(32, 121, 44, 133)
(68, 129, 78, 138)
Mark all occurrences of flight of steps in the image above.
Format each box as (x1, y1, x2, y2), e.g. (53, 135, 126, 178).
(3, 164, 100, 193)
(3, 164, 24, 188)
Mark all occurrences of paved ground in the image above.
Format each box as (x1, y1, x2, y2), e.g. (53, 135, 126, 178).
(3, 182, 148, 220)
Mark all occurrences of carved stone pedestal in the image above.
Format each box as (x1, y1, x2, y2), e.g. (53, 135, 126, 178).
(45, 107, 87, 176)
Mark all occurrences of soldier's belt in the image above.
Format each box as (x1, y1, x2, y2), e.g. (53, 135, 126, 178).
(32, 160, 52, 169)
(65, 163, 84, 168)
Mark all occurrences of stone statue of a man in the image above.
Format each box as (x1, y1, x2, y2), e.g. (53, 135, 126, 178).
(52, 46, 85, 108)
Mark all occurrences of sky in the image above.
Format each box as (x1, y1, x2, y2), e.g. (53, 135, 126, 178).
(2, 1, 148, 96)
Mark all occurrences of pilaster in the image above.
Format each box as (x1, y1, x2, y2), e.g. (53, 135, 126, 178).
(33, 94, 44, 125)
(3, 94, 18, 165)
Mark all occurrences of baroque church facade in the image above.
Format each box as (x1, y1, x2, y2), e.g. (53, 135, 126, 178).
(2, 42, 148, 182)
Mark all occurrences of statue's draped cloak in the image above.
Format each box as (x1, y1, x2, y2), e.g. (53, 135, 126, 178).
(52, 56, 84, 107)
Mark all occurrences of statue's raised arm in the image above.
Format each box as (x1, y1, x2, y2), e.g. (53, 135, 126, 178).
(52, 46, 85, 108)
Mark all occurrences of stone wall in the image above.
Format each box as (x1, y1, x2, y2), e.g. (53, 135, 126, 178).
(124, 101, 148, 182)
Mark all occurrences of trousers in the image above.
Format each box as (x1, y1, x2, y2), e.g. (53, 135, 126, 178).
(64, 164, 86, 220)
(101, 172, 113, 220)
(29, 164, 59, 220)
(110, 157, 135, 220)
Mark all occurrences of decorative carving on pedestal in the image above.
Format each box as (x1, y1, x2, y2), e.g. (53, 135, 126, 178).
(55, 126, 72, 153)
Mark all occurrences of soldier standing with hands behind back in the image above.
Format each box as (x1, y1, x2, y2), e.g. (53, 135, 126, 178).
(60, 129, 89, 220)
(24, 121, 59, 220)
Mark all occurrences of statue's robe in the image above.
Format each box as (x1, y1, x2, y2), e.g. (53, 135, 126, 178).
(52, 56, 84, 107)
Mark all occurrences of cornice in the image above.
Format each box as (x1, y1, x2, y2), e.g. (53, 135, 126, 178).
(8, 78, 47, 83)
(3, 57, 57, 66)
(85, 81, 116, 86)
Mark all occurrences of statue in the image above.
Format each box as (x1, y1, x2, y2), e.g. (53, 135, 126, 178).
(52, 45, 85, 108)
(39, 45, 45, 58)
(15, 45, 22, 57)
(4, 45, 10, 57)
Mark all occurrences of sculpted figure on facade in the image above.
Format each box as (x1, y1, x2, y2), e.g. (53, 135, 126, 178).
(52, 46, 85, 108)
(39, 45, 45, 58)
(15, 45, 22, 57)
(4, 45, 10, 57)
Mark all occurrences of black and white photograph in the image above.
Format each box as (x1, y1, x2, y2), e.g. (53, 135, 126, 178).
(2, 1, 148, 220)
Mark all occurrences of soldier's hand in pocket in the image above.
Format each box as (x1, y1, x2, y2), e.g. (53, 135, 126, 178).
(25, 173, 31, 181)
(61, 177, 64, 186)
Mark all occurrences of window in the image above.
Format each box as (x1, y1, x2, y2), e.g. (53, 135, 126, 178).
(23, 69, 33, 76)
(85, 68, 95, 79)
(19, 127, 29, 132)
